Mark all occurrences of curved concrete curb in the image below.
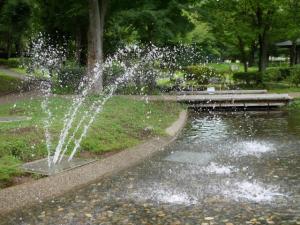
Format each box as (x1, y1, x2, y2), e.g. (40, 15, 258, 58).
(0, 110, 188, 216)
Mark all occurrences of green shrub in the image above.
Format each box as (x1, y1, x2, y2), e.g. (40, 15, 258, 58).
(263, 68, 281, 82)
(0, 58, 20, 68)
(233, 71, 262, 85)
(0, 155, 21, 186)
(289, 67, 300, 87)
(279, 67, 291, 79)
(263, 67, 292, 82)
(184, 65, 222, 85)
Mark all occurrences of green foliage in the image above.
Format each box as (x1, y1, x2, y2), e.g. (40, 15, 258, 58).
(281, 0, 300, 50)
(279, 68, 292, 79)
(289, 67, 300, 87)
(263, 68, 287, 82)
(105, 0, 193, 51)
(0, 73, 23, 95)
(263, 67, 300, 84)
(0, 0, 32, 56)
(287, 99, 300, 110)
(0, 155, 21, 185)
(233, 71, 263, 85)
(0, 58, 20, 68)
(0, 0, 297, 74)
(184, 65, 222, 85)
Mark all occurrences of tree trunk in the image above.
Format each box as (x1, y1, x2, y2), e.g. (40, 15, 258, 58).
(6, 31, 12, 59)
(237, 36, 248, 72)
(258, 33, 268, 72)
(296, 47, 300, 64)
(290, 41, 297, 66)
(254, 6, 270, 72)
(99, 0, 107, 60)
(15, 38, 22, 57)
(75, 27, 82, 65)
(248, 42, 256, 67)
(87, 0, 107, 92)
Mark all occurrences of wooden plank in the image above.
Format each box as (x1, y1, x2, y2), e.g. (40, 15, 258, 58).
(176, 94, 293, 102)
(172, 90, 268, 95)
(189, 102, 287, 108)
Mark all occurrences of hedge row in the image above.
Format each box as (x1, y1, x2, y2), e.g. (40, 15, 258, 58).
(233, 66, 300, 86)
(233, 71, 262, 85)
(0, 58, 20, 68)
(184, 65, 224, 85)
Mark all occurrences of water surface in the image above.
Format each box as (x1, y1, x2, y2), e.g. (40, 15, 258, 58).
(2, 110, 300, 225)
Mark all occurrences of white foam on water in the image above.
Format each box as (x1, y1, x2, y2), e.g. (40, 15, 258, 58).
(152, 189, 196, 204)
(132, 185, 197, 205)
(203, 162, 236, 175)
(222, 181, 286, 202)
(232, 141, 274, 157)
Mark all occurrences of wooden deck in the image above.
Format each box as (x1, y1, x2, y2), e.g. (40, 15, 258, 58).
(171, 89, 268, 95)
(124, 91, 293, 108)
(177, 93, 293, 108)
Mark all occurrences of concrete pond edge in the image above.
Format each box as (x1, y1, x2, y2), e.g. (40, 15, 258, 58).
(0, 110, 188, 216)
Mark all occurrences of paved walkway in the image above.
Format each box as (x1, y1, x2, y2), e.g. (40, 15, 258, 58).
(289, 92, 300, 98)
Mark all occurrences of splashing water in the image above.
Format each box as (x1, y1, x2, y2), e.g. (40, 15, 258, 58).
(26, 35, 201, 166)
(132, 184, 197, 205)
(231, 141, 274, 157)
(222, 181, 286, 202)
(203, 162, 236, 175)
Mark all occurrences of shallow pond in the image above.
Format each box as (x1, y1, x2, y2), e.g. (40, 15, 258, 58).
(2, 110, 300, 225)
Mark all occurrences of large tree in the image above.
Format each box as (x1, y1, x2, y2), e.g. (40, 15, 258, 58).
(104, 0, 194, 50)
(282, 0, 300, 65)
(200, 0, 256, 71)
(246, 0, 280, 71)
(201, 0, 283, 72)
(87, 0, 108, 92)
(36, 0, 89, 64)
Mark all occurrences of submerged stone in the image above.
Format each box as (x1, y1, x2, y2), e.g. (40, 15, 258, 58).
(22, 156, 97, 176)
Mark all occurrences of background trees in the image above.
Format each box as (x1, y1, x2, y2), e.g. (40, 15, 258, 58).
(0, 0, 32, 58)
(0, 0, 299, 74)
(199, 0, 287, 72)
(281, 0, 300, 66)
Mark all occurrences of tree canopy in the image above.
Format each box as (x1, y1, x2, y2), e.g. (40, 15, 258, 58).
(0, 0, 299, 71)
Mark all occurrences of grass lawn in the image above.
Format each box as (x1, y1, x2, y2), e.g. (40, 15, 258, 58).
(265, 82, 300, 93)
(0, 96, 184, 188)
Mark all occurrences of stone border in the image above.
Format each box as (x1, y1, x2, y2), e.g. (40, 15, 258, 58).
(0, 110, 187, 216)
